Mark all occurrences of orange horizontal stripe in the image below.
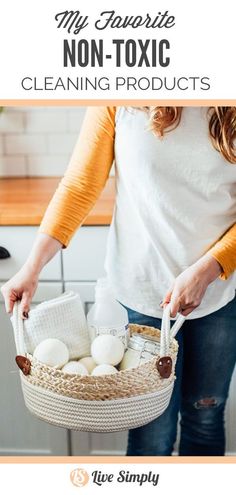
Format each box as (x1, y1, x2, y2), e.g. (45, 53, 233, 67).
(0, 100, 236, 107)
(0, 455, 236, 463)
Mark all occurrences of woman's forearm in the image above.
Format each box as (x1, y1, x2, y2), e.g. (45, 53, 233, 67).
(24, 233, 63, 275)
(192, 252, 223, 284)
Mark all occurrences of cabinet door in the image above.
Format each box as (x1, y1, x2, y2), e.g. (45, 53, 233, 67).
(65, 282, 128, 456)
(0, 227, 61, 281)
(62, 227, 109, 281)
(225, 367, 236, 455)
(0, 282, 69, 456)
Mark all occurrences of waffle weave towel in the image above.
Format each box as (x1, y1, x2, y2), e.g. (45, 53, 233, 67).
(11, 291, 90, 359)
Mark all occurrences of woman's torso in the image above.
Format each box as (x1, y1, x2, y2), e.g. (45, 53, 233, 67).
(105, 107, 236, 318)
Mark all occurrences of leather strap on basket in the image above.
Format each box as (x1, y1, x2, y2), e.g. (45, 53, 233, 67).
(157, 304, 185, 379)
(13, 302, 31, 375)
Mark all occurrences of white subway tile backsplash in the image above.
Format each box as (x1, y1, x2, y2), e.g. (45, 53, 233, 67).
(10, 106, 60, 113)
(68, 108, 86, 132)
(4, 134, 47, 155)
(0, 111, 24, 133)
(27, 155, 69, 176)
(25, 111, 67, 133)
(6, 106, 42, 113)
(0, 155, 27, 176)
(0, 106, 111, 179)
(44, 106, 71, 113)
(0, 136, 3, 154)
(47, 133, 78, 154)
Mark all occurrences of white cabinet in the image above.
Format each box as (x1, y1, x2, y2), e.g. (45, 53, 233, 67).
(225, 369, 236, 455)
(63, 227, 109, 280)
(0, 227, 61, 280)
(65, 281, 95, 314)
(0, 281, 68, 456)
(71, 430, 128, 456)
(31, 282, 63, 302)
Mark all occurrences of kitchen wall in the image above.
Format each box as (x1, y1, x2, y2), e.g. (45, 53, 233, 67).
(0, 106, 86, 177)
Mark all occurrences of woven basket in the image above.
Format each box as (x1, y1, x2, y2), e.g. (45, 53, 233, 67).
(12, 302, 185, 433)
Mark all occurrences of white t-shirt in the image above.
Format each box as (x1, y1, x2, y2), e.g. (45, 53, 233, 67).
(105, 107, 236, 319)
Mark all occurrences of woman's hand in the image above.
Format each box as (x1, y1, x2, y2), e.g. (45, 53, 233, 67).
(0, 233, 62, 319)
(162, 254, 223, 317)
(1, 263, 39, 318)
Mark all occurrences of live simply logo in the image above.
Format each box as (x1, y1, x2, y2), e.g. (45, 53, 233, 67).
(70, 467, 160, 487)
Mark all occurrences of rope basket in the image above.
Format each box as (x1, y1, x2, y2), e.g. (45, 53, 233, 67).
(12, 302, 185, 433)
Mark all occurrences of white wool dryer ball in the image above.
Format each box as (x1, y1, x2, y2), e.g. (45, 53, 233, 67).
(91, 364, 118, 376)
(78, 356, 96, 374)
(62, 361, 88, 375)
(33, 338, 69, 368)
(91, 334, 125, 366)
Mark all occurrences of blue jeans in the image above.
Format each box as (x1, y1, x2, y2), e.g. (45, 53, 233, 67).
(126, 297, 236, 456)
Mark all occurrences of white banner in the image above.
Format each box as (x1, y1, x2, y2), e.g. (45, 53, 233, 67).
(0, 0, 235, 100)
(0, 461, 235, 494)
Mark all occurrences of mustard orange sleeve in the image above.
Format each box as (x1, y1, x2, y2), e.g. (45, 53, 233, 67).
(208, 223, 236, 280)
(39, 106, 116, 246)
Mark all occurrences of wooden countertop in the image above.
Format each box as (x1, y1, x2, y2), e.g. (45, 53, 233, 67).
(0, 177, 115, 226)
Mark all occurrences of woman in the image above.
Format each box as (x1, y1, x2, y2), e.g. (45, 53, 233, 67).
(1, 106, 236, 456)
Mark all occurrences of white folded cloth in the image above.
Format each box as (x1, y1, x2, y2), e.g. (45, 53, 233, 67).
(11, 291, 90, 359)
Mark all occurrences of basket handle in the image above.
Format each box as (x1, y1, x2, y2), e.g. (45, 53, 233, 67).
(160, 303, 185, 357)
(156, 304, 185, 379)
(13, 301, 27, 357)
